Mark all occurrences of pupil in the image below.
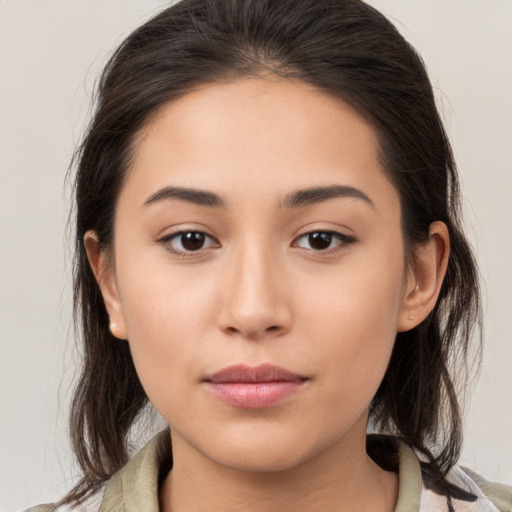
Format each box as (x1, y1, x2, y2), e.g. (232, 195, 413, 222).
(182, 232, 205, 251)
(309, 232, 332, 250)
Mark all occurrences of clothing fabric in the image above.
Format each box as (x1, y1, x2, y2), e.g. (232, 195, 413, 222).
(26, 430, 512, 512)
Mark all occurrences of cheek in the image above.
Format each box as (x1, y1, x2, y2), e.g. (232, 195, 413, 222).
(295, 249, 405, 406)
(114, 254, 219, 409)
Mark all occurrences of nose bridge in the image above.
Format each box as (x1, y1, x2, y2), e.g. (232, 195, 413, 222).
(218, 233, 290, 339)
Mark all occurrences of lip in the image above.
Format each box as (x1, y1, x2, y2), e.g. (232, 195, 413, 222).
(204, 364, 308, 409)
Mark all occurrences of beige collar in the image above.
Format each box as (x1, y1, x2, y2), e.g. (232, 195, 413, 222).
(394, 439, 422, 512)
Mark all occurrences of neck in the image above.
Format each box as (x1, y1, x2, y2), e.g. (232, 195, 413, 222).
(160, 420, 398, 512)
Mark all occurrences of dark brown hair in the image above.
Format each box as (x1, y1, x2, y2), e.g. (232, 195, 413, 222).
(63, 0, 481, 505)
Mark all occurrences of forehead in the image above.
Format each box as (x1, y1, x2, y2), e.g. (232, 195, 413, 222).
(122, 78, 398, 214)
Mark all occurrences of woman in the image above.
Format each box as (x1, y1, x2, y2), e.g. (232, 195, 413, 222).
(27, 0, 512, 511)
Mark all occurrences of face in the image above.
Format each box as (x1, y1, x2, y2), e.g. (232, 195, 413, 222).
(98, 78, 416, 472)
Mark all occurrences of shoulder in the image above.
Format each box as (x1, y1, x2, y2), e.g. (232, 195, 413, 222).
(23, 490, 104, 512)
(24, 506, 56, 512)
(24, 430, 169, 512)
(421, 462, 512, 512)
(371, 435, 511, 512)
(457, 467, 512, 512)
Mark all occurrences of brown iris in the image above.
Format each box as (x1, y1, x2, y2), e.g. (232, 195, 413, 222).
(180, 232, 206, 251)
(307, 232, 333, 250)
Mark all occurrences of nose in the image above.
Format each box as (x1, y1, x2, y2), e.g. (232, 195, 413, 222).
(217, 243, 292, 340)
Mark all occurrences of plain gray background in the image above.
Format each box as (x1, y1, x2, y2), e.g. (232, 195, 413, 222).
(1, 1, 511, 510)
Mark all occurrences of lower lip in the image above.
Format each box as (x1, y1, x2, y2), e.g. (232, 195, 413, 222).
(205, 381, 305, 409)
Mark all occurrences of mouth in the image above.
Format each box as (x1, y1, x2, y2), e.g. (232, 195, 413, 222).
(203, 363, 308, 409)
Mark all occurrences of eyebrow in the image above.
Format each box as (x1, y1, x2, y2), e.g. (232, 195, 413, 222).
(283, 184, 374, 209)
(143, 186, 225, 208)
(142, 184, 374, 209)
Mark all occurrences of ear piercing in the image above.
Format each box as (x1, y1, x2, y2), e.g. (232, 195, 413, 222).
(109, 320, 118, 335)
(409, 315, 414, 321)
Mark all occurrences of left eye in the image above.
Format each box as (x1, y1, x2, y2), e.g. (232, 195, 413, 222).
(162, 231, 219, 254)
(294, 231, 354, 251)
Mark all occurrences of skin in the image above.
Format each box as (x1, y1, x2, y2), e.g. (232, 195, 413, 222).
(86, 77, 449, 512)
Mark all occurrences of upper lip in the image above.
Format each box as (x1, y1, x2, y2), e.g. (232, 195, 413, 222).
(205, 364, 307, 383)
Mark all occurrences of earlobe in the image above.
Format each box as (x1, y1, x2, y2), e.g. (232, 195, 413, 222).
(84, 230, 128, 339)
(397, 221, 450, 332)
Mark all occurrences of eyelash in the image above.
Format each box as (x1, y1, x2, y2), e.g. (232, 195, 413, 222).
(158, 229, 356, 257)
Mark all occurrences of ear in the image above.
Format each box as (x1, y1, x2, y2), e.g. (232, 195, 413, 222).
(397, 221, 450, 332)
(84, 230, 128, 340)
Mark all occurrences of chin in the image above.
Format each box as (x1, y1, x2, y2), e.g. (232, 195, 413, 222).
(186, 420, 348, 475)
(213, 444, 312, 474)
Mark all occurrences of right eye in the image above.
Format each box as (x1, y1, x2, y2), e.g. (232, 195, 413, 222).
(159, 230, 220, 256)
